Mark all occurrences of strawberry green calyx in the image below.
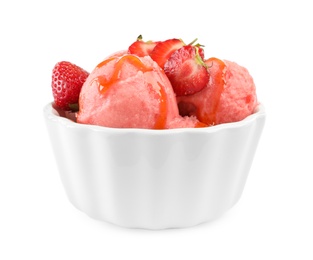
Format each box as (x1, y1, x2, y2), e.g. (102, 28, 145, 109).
(68, 103, 79, 112)
(137, 34, 143, 41)
(187, 38, 198, 46)
(195, 47, 208, 68)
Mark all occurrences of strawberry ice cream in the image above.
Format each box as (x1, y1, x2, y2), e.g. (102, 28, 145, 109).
(177, 57, 258, 126)
(77, 53, 202, 129)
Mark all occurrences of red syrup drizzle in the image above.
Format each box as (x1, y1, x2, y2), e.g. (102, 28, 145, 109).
(202, 57, 226, 125)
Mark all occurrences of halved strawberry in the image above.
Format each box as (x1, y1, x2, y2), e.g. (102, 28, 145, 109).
(149, 38, 185, 68)
(51, 61, 89, 111)
(164, 45, 209, 96)
(128, 35, 159, 57)
(177, 57, 226, 126)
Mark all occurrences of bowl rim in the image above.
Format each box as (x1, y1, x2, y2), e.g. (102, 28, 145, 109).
(43, 102, 265, 134)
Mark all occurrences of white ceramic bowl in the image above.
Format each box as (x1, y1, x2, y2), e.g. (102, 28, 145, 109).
(44, 102, 265, 229)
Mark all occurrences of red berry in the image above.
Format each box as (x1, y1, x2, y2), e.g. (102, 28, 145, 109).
(51, 61, 89, 111)
(164, 45, 209, 96)
(149, 38, 184, 68)
(128, 35, 159, 57)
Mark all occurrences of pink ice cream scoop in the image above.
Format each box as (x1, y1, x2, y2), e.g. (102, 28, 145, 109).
(177, 57, 258, 126)
(77, 53, 202, 129)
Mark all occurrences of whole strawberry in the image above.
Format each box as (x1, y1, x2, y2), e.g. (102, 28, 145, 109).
(51, 61, 89, 111)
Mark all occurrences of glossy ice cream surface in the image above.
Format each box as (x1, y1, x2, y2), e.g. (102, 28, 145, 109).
(77, 53, 202, 129)
(177, 57, 258, 126)
(77, 53, 257, 129)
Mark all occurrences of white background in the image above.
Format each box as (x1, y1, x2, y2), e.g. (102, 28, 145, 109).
(1, 0, 312, 259)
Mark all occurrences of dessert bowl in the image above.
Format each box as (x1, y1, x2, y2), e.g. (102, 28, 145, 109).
(44, 102, 265, 229)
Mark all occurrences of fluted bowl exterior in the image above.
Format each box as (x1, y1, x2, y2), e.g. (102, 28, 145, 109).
(44, 103, 265, 229)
